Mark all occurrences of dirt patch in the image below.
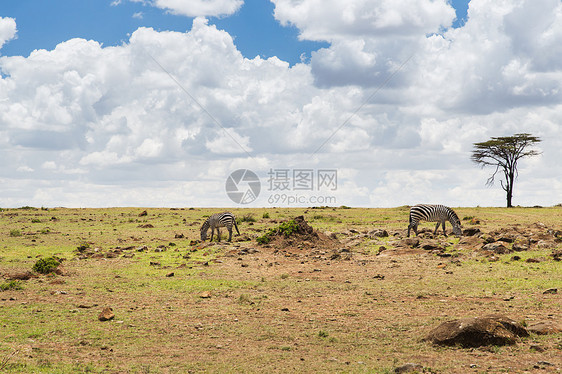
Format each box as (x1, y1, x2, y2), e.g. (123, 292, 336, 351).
(256, 215, 345, 260)
(258, 216, 340, 250)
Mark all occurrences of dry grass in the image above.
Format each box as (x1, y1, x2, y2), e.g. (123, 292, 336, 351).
(0, 206, 561, 373)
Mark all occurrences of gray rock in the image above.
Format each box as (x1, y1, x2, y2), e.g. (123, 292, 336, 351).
(425, 315, 528, 348)
(481, 242, 510, 254)
(394, 363, 423, 373)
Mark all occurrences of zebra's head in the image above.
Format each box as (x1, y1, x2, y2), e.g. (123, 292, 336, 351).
(200, 220, 209, 241)
(452, 224, 463, 237)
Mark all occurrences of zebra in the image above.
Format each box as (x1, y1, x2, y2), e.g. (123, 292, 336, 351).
(200, 212, 240, 242)
(407, 204, 462, 237)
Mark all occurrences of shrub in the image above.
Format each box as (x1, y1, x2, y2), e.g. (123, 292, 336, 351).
(256, 234, 272, 245)
(256, 219, 299, 244)
(0, 280, 23, 291)
(32, 257, 60, 274)
(9, 230, 21, 237)
(237, 213, 257, 224)
(262, 212, 270, 219)
(31, 218, 41, 223)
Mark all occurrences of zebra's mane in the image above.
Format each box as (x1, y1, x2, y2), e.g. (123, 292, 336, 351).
(447, 207, 461, 226)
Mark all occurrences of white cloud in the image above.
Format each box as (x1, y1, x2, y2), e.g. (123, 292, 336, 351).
(1, 2, 562, 208)
(0, 17, 17, 51)
(272, 0, 455, 41)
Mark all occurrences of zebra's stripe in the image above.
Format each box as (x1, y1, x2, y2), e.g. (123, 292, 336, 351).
(407, 204, 462, 237)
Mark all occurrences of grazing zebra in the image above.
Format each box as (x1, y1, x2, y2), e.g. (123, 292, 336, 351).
(200, 212, 240, 242)
(407, 204, 462, 237)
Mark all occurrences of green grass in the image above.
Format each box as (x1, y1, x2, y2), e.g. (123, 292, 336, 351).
(0, 206, 561, 373)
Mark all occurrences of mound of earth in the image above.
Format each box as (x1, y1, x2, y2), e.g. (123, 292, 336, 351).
(258, 216, 342, 254)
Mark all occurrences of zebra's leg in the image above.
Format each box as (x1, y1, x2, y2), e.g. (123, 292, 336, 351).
(434, 222, 440, 234)
(408, 223, 418, 236)
(442, 221, 447, 236)
(209, 227, 214, 242)
(228, 226, 233, 242)
(217, 227, 221, 242)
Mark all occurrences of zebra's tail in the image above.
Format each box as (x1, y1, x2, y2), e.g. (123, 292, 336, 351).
(234, 219, 240, 235)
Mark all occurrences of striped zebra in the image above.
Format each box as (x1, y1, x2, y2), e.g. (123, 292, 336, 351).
(407, 204, 462, 237)
(200, 212, 240, 242)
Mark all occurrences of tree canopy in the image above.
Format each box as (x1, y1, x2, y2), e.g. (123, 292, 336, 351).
(471, 133, 541, 207)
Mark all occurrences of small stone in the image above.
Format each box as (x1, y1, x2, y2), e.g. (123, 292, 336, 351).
(199, 291, 212, 298)
(527, 321, 562, 335)
(394, 363, 423, 373)
(98, 307, 115, 321)
(543, 288, 557, 294)
(166, 272, 175, 277)
(529, 344, 545, 352)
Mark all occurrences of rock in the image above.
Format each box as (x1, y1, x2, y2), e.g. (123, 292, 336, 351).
(368, 229, 389, 238)
(394, 363, 423, 373)
(421, 240, 442, 251)
(166, 272, 175, 277)
(527, 321, 562, 335)
(481, 242, 510, 254)
(400, 238, 420, 248)
(174, 233, 184, 238)
(543, 288, 558, 294)
(424, 315, 529, 348)
(529, 344, 545, 352)
(537, 240, 554, 249)
(199, 291, 212, 298)
(512, 243, 529, 251)
(138, 210, 148, 217)
(98, 307, 115, 321)
(462, 228, 481, 236)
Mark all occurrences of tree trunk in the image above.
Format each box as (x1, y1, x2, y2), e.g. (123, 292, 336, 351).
(506, 172, 514, 208)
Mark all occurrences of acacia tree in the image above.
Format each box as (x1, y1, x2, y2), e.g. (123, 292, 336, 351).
(471, 133, 541, 207)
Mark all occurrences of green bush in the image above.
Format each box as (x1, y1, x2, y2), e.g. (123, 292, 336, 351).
(0, 280, 23, 291)
(237, 213, 257, 224)
(262, 212, 270, 219)
(9, 229, 21, 237)
(76, 242, 90, 252)
(32, 257, 60, 274)
(256, 219, 299, 244)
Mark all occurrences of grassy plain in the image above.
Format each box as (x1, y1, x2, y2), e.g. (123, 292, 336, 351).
(0, 206, 561, 373)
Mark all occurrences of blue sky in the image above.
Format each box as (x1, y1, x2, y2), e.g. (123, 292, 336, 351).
(1, 0, 469, 64)
(1, 0, 560, 208)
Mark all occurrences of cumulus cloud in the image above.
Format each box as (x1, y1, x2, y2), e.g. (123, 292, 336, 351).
(0, 17, 17, 50)
(1, 1, 562, 208)
(272, 0, 455, 41)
